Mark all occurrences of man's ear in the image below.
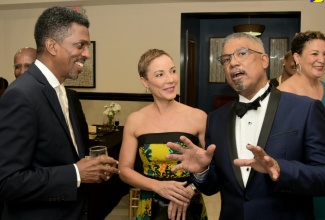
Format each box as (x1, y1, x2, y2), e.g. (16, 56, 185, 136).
(45, 38, 58, 56)
(261, 53, 269, 69)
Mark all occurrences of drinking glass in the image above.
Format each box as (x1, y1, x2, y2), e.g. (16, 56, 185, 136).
(89, 146, 107, 157)
(114, 117, 120, 131)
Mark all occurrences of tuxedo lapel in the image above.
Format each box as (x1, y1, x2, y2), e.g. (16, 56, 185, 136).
(246, 86, 281, 185)
(227, 101, 245, 189)
(257, 87, 281, 149)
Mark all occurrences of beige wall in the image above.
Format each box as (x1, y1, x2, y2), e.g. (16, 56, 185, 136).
(1, 1, 324, 86)
(80, 99, 150, 126)
(1, 1, 324, 123)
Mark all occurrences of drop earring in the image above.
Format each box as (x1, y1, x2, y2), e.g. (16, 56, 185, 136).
(296, 63, 301, 74)
(145, 87, 148, 93)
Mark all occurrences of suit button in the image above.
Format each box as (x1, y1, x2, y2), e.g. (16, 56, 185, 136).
(244, 195, 251, 201)
(83, 210, 87, 215)
(48, 197, 52, 202)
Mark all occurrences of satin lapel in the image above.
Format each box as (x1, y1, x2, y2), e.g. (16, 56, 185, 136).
(246, 86, 281, 185)
(227, 101, 245, 189)
(66, 90, 84, 158)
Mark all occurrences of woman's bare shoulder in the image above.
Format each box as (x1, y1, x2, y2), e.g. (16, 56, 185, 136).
(277, 77, 299, 93)
(179, 103, 207, 122)
(127, 104, 152, 121)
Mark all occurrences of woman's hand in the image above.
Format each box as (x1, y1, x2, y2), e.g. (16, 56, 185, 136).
(167, 200, 188, 220)
(154, 181, 191, 205)
(167, 185, 195, 220)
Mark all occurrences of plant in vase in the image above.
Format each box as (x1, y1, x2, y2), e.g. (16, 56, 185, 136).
(103, 102, 121, 132)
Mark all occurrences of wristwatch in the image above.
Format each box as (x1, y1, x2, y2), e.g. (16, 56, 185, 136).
(190, 183, 198, 193)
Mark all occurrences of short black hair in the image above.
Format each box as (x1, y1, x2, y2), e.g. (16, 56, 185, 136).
(34, 6, 90, 53)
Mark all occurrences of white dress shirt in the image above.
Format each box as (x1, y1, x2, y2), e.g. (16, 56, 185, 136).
(236, 83, 270, 187)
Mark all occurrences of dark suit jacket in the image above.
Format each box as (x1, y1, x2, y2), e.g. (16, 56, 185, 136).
(0, 64, 90, 219)
(194, 87, 325, 220)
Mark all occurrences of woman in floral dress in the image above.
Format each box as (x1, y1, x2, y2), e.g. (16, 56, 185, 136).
(119, 49, 208, 220)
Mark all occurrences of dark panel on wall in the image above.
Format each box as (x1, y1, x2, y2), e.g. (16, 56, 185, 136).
(77, 92, 180, 102)
(180, 14, 201, 104)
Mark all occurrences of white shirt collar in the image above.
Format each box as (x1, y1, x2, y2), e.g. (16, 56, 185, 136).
(238, 83, 270, 103)
(34, 59, 61, 89)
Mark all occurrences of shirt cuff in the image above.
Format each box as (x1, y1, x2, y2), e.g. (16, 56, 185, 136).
(73, 164, 81, 188)
(193, 166, 209, 182)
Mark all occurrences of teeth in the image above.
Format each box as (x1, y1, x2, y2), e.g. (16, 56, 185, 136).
(75, 62, 84, 67)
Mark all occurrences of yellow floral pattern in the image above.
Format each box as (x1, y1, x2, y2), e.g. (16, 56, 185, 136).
(136, 132, 208, 220)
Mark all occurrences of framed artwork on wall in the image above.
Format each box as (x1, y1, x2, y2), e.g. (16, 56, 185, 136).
(209, 38, 225, 83)
(269, 38, 288, 79)
(65, 41, 96, 88)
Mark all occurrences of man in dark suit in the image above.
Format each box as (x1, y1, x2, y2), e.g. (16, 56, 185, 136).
(166, 33, 325, 220)
(0, 6, 119, 220)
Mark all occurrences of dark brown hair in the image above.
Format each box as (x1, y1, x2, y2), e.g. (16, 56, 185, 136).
(291, 30, 325, 55)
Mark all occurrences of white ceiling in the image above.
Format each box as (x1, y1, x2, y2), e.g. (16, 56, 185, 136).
(0, 0, 293, 10)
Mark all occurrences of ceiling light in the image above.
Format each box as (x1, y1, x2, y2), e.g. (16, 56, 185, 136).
(233, 24, 265, 36)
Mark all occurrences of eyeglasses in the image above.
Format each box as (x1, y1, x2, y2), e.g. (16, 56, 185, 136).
(217, 47, 263, 66)
(72, 42, 91, 52)
(13, 64, 31, 70)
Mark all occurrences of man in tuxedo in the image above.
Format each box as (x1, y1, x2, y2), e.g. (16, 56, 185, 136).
(0, 6, 119, 220)
(166, 33, 325, 220)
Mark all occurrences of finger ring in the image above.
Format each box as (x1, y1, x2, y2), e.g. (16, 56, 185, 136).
(104, 172, 107, 175)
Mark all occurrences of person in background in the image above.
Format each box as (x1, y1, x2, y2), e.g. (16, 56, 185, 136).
(119, 49, 208, 219)
(166, 32, 325, 220)
(0, 6, 119, 219)
(269, 50, 296, 87)
(13, 47, 37, 78)
(0, 77, 7, 218)
(0, 77, 8, 97)
(278, 30, 325, 220)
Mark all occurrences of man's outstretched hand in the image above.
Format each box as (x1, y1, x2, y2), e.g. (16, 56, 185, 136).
(234, 144, 280, 181)
(166, 135, 216, 173)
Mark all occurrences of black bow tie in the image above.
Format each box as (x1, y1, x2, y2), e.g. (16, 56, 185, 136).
(235, 84, 272, 118)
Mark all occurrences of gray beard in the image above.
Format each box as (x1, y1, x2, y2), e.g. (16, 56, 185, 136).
(233, 79, 245, 91)
(68, 72, 79, 80)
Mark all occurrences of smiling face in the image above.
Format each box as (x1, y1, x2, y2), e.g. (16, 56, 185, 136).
(52, 23, 90, 83)
(223, 37, 269, 99)
(141, 54, 178, 101)
(294, 39, 325, 79)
